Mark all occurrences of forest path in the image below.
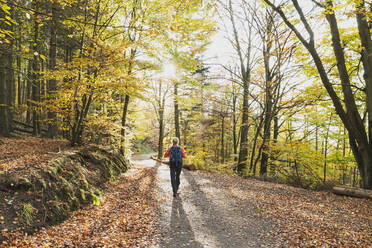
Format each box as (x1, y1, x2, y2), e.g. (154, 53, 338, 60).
(133, 157, 275, 248)
(5, 155, 369, 247)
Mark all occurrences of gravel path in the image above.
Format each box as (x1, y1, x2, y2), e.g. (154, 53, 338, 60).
(134, 157, 276, 248)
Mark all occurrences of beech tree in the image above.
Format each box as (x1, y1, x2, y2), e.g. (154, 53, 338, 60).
(263, 0, 372, 188)
(217, 0, 257, 174)
(148, 79, 170, 159)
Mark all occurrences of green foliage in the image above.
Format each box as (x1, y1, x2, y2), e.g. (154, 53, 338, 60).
(134, 139, 155, 154)
(0, 1, 15, 43)
(21, 203, 35, 225)
(80, 189, 86, 201)
(91, 192, 101, 206)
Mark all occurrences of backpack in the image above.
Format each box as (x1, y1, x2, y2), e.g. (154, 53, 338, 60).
(169, 146, 182, 167)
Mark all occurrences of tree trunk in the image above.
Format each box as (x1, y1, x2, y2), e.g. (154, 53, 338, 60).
(237, 77, 249, 174)
(221, 115, 225, 163)
(47, 4, 58, 138)
(6, 16, 14, 133)
(174, 82, 181, 144)
(0, 47, 10, 137)
(260, 109, 272, 175)
(32, 0, 40, 136)
(26, 61, 32, 124)
(249, 116, 264, 175)
(157, 107, 165, 159)
(156, 81, 167, 160)
(227, 0, 253, 174)
(333, 186, 372, 199)
(182, 120, 188, 148)
(16, 35, 22, 106)
(120, 94, 130, 153)
(232, 89, 238, 161)
(324, 1, 372, 188)
(273, 115, 279, 142)
(323, 114, 332, 182)
(260, 76, 273, 175)
(355, 1, 372, 150)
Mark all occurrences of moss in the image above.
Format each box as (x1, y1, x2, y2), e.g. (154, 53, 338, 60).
(91, 193, 101, 206)
(5, 145, 128, 228)
(81, 176, 89, 190)
(80, 189, 86, 201)
(68, 171, 76, 180)
(48, 160, 64, 175)
(61, 177, 73, 193)
(21, 203, 35, 225)
(48, 201, 69, 223)
(35, 174, 47, 189)
(67, 192, 79, 210)
(107, 166, 117, 183)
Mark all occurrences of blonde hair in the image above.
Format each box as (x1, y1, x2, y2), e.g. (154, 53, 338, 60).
(172, 137, 179, 145)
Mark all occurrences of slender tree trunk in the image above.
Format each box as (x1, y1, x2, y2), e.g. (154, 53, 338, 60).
(0, 42, 10, 136)
(260, 82, 273, 175)
(260, 107, 272, 175)
(323, 115, 332, 182)
(221, 115, 225, 163)
(273, 115, 279, 142)
(343, 126, 346, 157)
(47, 4, 58, 138)
(237, 77, 249, 173)
(232, 90, 238, 161)
(156, 81, 166, 159)
(249, 116, 264, 174)
(315, 122, 319, 151)
(120, 94, 130, 154)
(16, 35, 22, 106)
(158, 106, 165, 159)
(183, 120, 188, 148)
(6, 11, 14, 132)
(26, 62, 32, 124)
(32, 0, 40, 136)
(174, 82, 181, 144)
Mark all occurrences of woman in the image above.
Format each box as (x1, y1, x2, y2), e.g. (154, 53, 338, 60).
(163, 137, 186, 197)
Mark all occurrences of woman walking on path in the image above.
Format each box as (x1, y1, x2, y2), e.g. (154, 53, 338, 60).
(163, 137, 186, 197)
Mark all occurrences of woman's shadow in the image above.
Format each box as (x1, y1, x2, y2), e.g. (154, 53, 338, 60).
(159, 197, 203, 247)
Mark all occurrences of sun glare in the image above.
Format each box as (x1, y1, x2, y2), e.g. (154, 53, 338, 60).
(161, 62, 177, 79)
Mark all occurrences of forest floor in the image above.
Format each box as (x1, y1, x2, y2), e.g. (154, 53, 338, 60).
(1, 153, 159, 247)
(0, 143, 371, 247)
(0, 137, 70, 174)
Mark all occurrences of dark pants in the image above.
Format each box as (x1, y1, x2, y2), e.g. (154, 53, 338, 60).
(170, 162, 182, 194)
